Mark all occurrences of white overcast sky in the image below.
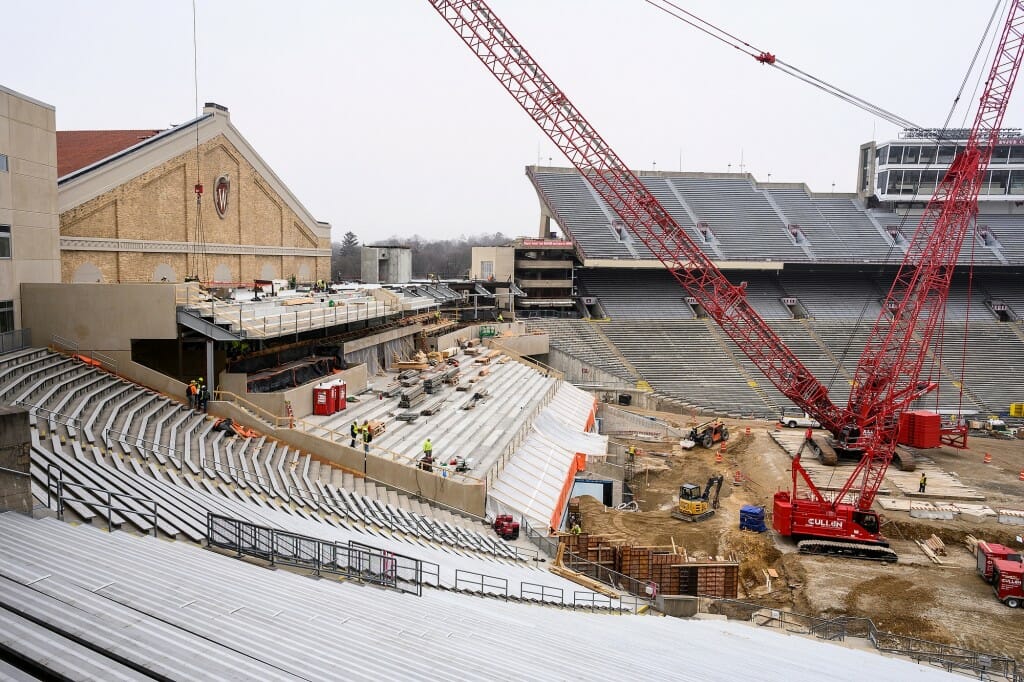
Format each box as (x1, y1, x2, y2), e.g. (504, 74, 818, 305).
(5, 1, 1009, 243)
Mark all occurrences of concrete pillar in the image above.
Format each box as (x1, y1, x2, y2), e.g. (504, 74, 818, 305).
(206, 339, 215, 392)
(0, 407, 33, 514)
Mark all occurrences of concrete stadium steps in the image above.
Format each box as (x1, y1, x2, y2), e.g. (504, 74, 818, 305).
(765, 187, 857, 259)
(601, 321, 778, 417)
(524, 318, 636, 381)
(935, 322, 1023, 412)
(318, 358, 559, 475)
(530, 170, 632, 259)
(577, 269, 695, 320)
(777, 272, 886, 319)
(670, 176, 803, 261)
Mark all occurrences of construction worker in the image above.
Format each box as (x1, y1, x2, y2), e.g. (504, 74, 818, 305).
(497, 312, 504, 322)
(349, 421, 359, 448)
(627, 444, 636, 462)
(187, 380, 197, 410)
(423, 438, 433, 460)
(362, 421, 372, 455)
(919, 473, 927, 493)
(570, 522, 581, 535)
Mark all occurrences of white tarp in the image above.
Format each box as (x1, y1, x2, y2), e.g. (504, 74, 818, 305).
(486, 383, 604, 530)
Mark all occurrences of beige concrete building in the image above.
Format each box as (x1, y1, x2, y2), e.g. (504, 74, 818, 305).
(57, 103, 330, 285)
(0, 85, 61, 334)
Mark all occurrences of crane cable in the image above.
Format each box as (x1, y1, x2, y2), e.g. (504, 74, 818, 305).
(190, 0, 209, 283)
(642, 0, 923, 130)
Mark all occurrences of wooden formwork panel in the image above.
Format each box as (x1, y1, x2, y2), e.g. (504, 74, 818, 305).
(618, 545, 652, 581)
(677, 564, 739, 598)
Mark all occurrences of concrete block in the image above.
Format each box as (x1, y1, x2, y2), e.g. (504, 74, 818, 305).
(656, 595, 700, 618)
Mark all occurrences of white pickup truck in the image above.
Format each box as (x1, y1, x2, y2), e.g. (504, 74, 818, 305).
(779, 410, 821, 429)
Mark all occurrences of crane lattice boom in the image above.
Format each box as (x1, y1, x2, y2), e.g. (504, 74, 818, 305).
(428, 0, 846, 430)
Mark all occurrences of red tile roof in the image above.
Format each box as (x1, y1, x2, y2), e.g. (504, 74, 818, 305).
(57, 129, 164, 177)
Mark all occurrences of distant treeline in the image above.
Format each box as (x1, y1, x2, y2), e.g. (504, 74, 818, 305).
(331, 231, 512, 281)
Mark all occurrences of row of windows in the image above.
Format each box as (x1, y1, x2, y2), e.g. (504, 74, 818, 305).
(878, 143, 1024, 166)
(878, 169, 1024, 195)
(0, 153, 7, 172)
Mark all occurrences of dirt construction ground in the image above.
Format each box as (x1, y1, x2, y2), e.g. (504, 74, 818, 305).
(577, 410, 1024, 660)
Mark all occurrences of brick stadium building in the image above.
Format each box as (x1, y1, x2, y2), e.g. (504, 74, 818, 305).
(57, 103, 331, 286)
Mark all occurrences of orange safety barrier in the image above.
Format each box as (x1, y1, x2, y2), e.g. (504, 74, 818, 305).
(984, 452, 992, 464)
(1019, 469, 1024, 481)
(73, 354, 102, 368)
(745, 427, 750, 436)
(733, 470, 744, 484)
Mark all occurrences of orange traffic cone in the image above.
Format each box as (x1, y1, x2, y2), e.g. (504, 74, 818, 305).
(715, 451, 723, 464)
(774, 423, 781, 432)
(1019, 469, 1024, 481)
(720, 440, 728, 452)
(984, 452, 992, 464)
(745, 426, 751, 436)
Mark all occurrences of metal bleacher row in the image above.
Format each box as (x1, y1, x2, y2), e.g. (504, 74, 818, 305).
(524, 319, 636, 382)
(542, 313, 1020, 418)
(0, 510, 937, 680)
(3, 349, 540, 564)
(530, 167, 1024, 265)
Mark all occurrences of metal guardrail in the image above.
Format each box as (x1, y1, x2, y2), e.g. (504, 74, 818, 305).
(699, 596, 1019, 681)
(455, 569, 509, 600)
(50, 334, 79, 354)
(45, 463, 158, 536)
(0, 328, 30, 354)
(206, 513, 432, 596)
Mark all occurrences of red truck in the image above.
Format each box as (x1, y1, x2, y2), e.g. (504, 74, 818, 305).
(977, 541, 1022, 583)
(992, 559, 1024, 608)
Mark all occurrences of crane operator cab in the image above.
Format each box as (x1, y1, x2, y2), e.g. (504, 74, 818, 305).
(852, 510, 880, 536)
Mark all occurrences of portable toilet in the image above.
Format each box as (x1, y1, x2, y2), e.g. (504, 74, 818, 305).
(313, 383, 335, 416)
(331, 379, 347, 412)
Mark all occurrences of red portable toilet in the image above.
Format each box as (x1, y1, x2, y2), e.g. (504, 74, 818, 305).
(332, 379, 347, 411)
(313, 383, 335, 416)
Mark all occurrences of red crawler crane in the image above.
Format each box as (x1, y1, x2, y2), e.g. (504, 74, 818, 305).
(428, 0, 1024, 560)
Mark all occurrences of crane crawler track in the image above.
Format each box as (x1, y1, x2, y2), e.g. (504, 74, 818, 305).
(797, 539, 898, 563)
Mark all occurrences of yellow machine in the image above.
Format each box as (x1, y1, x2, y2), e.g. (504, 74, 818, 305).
(671, 475, 724, 522)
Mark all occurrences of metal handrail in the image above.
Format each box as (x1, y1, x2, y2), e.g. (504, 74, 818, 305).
(455, 569, 508, 600)
(45, 464, 158, 536)
(51, 334, 79, 354)
(0, 465, 29, 477)
(102, 427, 184, 468)
(207, 513, 427, 595)
(15, 401, 82, 430)
(521, 581, 563, 604)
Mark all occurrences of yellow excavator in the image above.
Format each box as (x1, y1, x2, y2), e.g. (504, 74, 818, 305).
(671, 475, 724, 522)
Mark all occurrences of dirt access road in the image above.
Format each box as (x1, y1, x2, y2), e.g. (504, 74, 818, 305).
(578, 410, 1024, 660)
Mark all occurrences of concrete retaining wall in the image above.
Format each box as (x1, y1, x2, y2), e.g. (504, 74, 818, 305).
(0, 407, 32, 514)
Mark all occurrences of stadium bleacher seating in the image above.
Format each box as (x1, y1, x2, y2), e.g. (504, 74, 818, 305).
(9, 350, 530, 561)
